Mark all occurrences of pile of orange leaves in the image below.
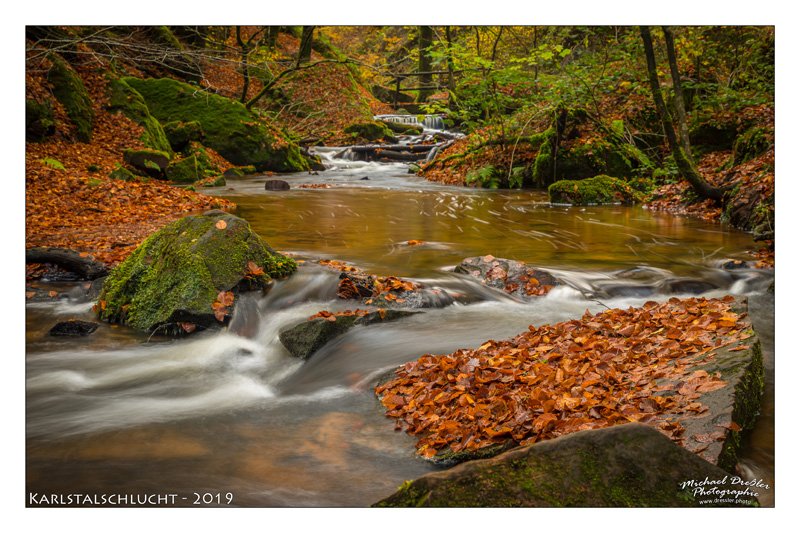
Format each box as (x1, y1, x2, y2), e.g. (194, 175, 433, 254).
(376, 296, 753, 459)
(309, 309, 372, 322)
(318, 260, 420, 300)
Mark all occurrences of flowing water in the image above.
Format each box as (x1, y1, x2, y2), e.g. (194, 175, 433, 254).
(26, 144, 775, 507)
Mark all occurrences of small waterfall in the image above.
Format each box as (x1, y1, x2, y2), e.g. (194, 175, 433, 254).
(375, 114, 446, 131)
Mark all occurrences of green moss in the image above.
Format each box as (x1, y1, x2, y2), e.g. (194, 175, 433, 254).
(108, 77, 172, 153)
(123, 148, 171, 177)
(41, 157, 65, 170)
(343, 121, 395, 143)
(466, 165, 502, 189)
(123, 77, 309, 172)
(731, 126, 772, 166)
(26, 99, 56, 141)
(87, 164, 100, 172)
(548, 175, 642, 206)
(717, 340, 765, 472)
(163, 120, 204, 152)
(47, 54, 94, 142)
(109, 166, 139, 182)
(86, 177, 102, 187)
(165, 155, 200, 184)
(97, 212, 297, 333)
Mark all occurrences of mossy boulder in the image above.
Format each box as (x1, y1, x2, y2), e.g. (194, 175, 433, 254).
(47, 54, 94, 142)
(548, 175, 641, 205)
(374, 423, 760, 507)
(163, 120, 204, 152)
(26, 99, 56, 141)
(123, 77, 310, 172)
(344, 121, 396, 143)
(108, 77, 172, 153)
(223, 165, 257, 178)
(96, 211, 297, 334)
(123, 149, 171, 178)
(109, 166, 140, 182)
(165, 155, 200, 184)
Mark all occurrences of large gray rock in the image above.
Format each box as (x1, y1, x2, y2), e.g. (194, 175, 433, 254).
(374, 423, 762, 507)
(279, 310, 418, 359)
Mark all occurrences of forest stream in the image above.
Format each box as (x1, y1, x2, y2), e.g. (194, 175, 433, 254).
(25, 137, 775, 507)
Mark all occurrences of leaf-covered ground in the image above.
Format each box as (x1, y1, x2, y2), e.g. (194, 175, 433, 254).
(25, 56, 235, 270)
(376, 296, 753, 459)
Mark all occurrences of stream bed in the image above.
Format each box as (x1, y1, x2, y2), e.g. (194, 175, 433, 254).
(26, 149, 775, 507)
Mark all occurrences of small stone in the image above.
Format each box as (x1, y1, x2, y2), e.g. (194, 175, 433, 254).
(49, 320, 99, 337)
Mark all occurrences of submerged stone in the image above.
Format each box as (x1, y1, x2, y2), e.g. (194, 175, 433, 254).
(265, 179, 290, 191)
(374, 423, 760, 507)
(49, 320, 99, 337)
(96, 211, 296, 334)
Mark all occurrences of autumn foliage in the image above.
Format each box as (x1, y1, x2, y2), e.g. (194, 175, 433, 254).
(376, 296, 753, 460)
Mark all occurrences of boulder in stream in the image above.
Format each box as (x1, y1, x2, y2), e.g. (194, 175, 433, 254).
(49, 320, 99, 337)
(548, 175, 641, 206)
(454, 255, 560, 298)
(374, 423, 760, 507)
(265, 179, 291, 191)
(96, 210, 296, 334)
(280, 309, 418, 359)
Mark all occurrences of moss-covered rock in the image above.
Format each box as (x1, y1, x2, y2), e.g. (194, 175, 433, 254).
(123, 77, 310, 172)
(731, 126, 772, 166)
(343, 121, 396, 143)
(165, 155, 200, 184)
(108, 77, 172, 153)
(374, 423, 760, 507)
(47, 54, 94, 142)
(548, 175, 641, 205)
(223, 165, 257, 178)
(123, 148, 171, 178)
(163, 120, 204, 152)
(26, 98, 56, 141)
(109, 166, 140, 182)
(96, 211, 297, 333)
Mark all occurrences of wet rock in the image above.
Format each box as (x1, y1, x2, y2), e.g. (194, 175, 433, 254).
(675, 302, 765, 471)
(374, 423, 759, 507)
(454, 256, 560, 299)
(721, 259, 749, 270)
(96, 212, 296, 334)
(26, 247, 109, 280)
(595, 283, 655, 298)
(279, 310, 418, 359)
(658, 279, 719, 295)
(49, 320, 99, 337)
(265, 179, 291, 191)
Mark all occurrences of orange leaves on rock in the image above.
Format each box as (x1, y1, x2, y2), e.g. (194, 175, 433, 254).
(406, 240, 424, 246)
(337, 277, 362, 300)
(245, 260, 264, 277)
(376, 297, 749, 460)
(308, 309, 370, 322)
(212, 290, 235, 322)
(215, 219, 228, 230)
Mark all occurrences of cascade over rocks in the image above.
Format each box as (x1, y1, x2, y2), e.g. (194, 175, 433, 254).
(95, 211, 296, 334)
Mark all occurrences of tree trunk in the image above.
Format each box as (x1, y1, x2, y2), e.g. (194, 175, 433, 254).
(26, 247, 109, 280)
(236, 26, 250, 103)
(297, 26, 315, 67)
(418, 26, 434, 103)
(662, 26, 693, 162)
(640, 26, 723, 202)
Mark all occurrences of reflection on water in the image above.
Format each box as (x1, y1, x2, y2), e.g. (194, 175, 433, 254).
(26, 158, 774, 507)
